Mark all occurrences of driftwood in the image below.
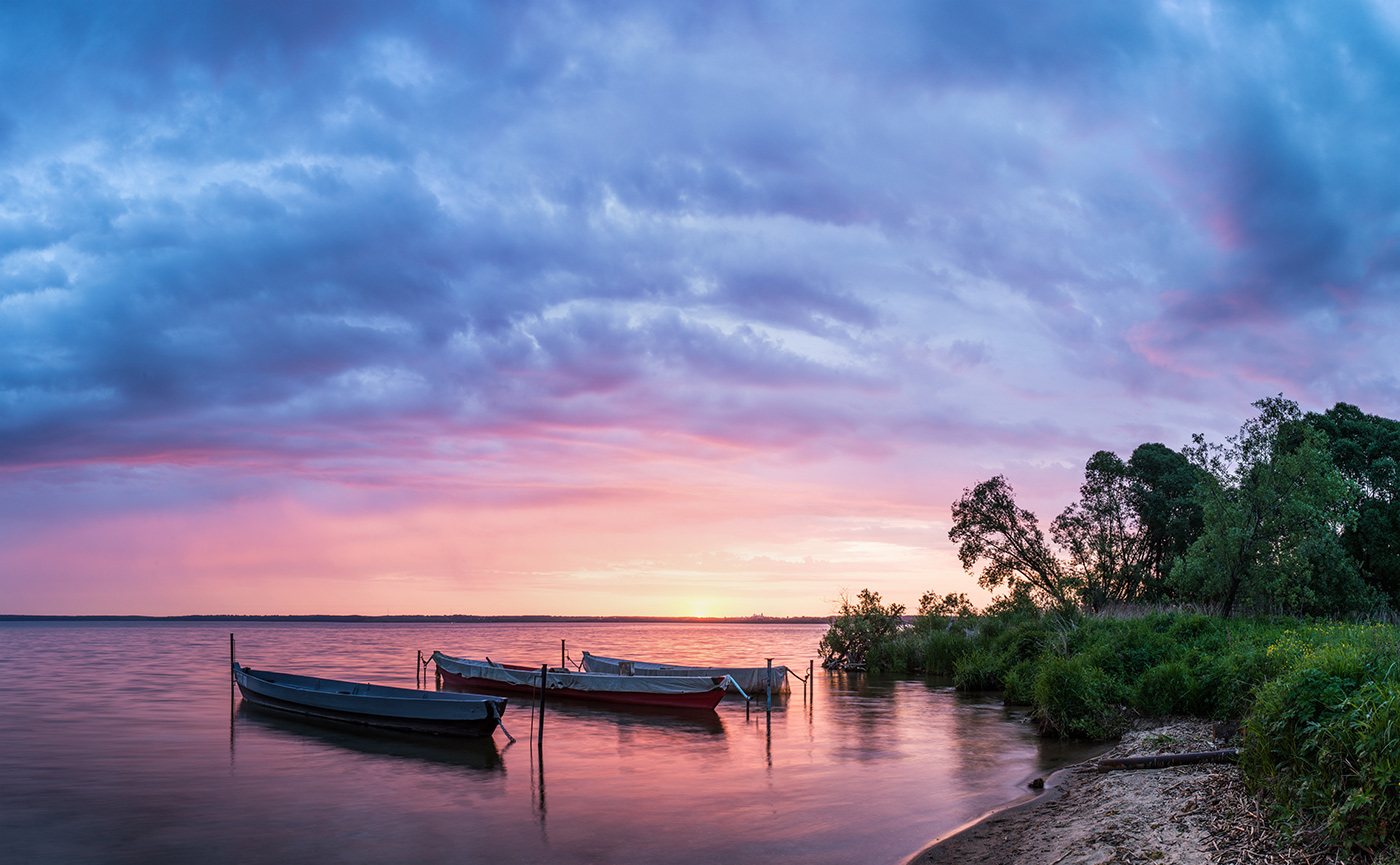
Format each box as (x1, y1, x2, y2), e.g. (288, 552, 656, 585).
(1096, 749, 1238, 773)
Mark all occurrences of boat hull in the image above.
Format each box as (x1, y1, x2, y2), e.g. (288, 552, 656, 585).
(581, 652, 789, 696)
(432, 653, 726, 710)
(436, 669, 726, 710)
(234, 663, 506, 737)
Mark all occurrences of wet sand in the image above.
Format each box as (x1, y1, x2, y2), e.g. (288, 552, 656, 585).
(911, 720, 1328, 865)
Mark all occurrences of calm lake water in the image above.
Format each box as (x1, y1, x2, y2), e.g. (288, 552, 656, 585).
(0, 621, 1099, 864)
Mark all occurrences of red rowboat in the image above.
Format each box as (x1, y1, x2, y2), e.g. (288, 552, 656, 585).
(431, 651, 728, 710)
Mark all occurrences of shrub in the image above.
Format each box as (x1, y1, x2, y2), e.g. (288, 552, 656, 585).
(992, 622, 1048, 665)
(1309, 681, 1400, 851)
(922, 629, 972, 676)
(1134, 661, 1194, 717)
(952, 647, 1002, 690)
(1001, 659, 1038, 706)
(1032, 655, 1124, 739)
(818, 589, 906, 670)
(1240, 626, 1400, 853)
(1167, 611, 1217, 637)
(1190, 642, 1277, 719)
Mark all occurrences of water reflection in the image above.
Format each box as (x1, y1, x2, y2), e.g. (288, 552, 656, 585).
(4, 622, 1112, 865)
(532, 731, 547, 830)
(440, 681, 728, 736)
(234, 704, 505, 773)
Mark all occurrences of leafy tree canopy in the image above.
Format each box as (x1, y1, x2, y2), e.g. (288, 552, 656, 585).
(1170, 396, 1372, 617)
(817, 588, 906, 670)
(1051, 450, 1149, 612)
(1126, 442, 1204, 594)
(949, 475, 1075, 607)
(1306, 402, 1400, 606)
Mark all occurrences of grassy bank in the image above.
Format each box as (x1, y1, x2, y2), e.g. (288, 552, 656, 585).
(832, 608, 1400, 858)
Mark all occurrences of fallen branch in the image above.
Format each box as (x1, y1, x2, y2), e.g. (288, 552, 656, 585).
(1096, 749, 1238, 773)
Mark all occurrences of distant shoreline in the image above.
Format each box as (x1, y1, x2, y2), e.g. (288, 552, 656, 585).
(0, 614, 830, 624)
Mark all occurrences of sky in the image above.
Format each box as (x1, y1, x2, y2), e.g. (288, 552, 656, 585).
(4, 0, 1400, 616)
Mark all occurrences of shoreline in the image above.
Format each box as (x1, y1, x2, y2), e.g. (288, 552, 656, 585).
(910, 720, 1317, 865)
(909, 758, 1088, 863)
(909, 743, 1112, 864)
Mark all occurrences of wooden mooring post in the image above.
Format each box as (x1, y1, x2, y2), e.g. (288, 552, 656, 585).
(537, 664, 548, 739)
(765, 658, 773, 711)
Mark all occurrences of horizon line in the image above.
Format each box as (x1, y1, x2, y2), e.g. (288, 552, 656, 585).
(0, 613, 832, 624)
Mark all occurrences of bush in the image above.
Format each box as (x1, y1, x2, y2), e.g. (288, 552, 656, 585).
(1001, 659, 1038, 705)
(823, 592, 1400, 858)
(1239, 625, 1400, 853)
(1189, 641, 1278, 719)
(952, 647, 1002, 690)
(922, 629, 973, 676)
(818, 589, 906, 670)
(1033, 655, 1124, 739)
(992, 622, 1048, 666)
(1309, 681, 1400, 851)
(1134, 661, 1194, 717)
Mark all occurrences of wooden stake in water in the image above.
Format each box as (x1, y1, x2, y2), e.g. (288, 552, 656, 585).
(765, 658, 773, 711)
(537, 664, 547, 738)
(229, 633, 235, 681)
(561, 639, 566, 669)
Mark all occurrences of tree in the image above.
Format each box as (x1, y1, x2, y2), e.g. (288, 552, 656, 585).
(1307, 402, 1400, 608)
(949, 475, 1074, 607)
(818, 589, 906, 670)
(916, 590, 975, 618)
(1170, 396, 1366, 617)
(1126, 442, 1205, 597)
(1051, 451, 1150, 612)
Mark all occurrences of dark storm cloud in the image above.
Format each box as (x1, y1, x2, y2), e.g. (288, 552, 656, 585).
(1152, 1, 1400, 329)
(2, 0, 1399, 475)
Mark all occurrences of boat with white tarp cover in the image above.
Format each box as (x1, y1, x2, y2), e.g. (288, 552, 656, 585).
(580, 651, 788, 695)
(431, 651, 729, 710)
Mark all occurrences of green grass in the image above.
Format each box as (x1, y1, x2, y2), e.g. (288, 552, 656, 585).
(825, 606, 1400, 856)
(859, 609, 1292, 726)
(1240, 623, 1400, 854)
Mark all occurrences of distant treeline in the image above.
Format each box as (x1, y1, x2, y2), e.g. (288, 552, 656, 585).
(0, 614, 830, 624)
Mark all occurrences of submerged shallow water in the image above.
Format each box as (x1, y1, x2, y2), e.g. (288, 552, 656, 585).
(0, 622, 1099, 864)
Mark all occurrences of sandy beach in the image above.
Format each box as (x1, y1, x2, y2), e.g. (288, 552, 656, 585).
(912, 720, 1331, 865)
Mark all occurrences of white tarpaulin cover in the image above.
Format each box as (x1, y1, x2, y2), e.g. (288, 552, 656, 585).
(431, 652, 728, 696)
(581, 652, 789, 694)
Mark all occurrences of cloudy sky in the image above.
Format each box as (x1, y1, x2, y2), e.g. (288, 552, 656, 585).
(3, 0, 1399, 616)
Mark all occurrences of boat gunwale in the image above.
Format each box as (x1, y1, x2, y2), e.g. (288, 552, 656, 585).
(431, 651, 727, 710)
(233, 662, 507, 737)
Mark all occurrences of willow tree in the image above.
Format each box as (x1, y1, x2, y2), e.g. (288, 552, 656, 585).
(949, 475, 1074, 607)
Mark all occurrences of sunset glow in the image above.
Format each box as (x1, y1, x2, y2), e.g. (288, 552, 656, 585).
(3, 2, 1399, 615)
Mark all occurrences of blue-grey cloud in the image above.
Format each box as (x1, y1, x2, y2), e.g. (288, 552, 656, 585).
(2, 0, 1400, 482)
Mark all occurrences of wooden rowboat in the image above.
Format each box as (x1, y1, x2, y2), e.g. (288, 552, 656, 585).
(233, 661, 508, 737)
(431, 651, 728, 710)
(580, 651, 789, 696)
